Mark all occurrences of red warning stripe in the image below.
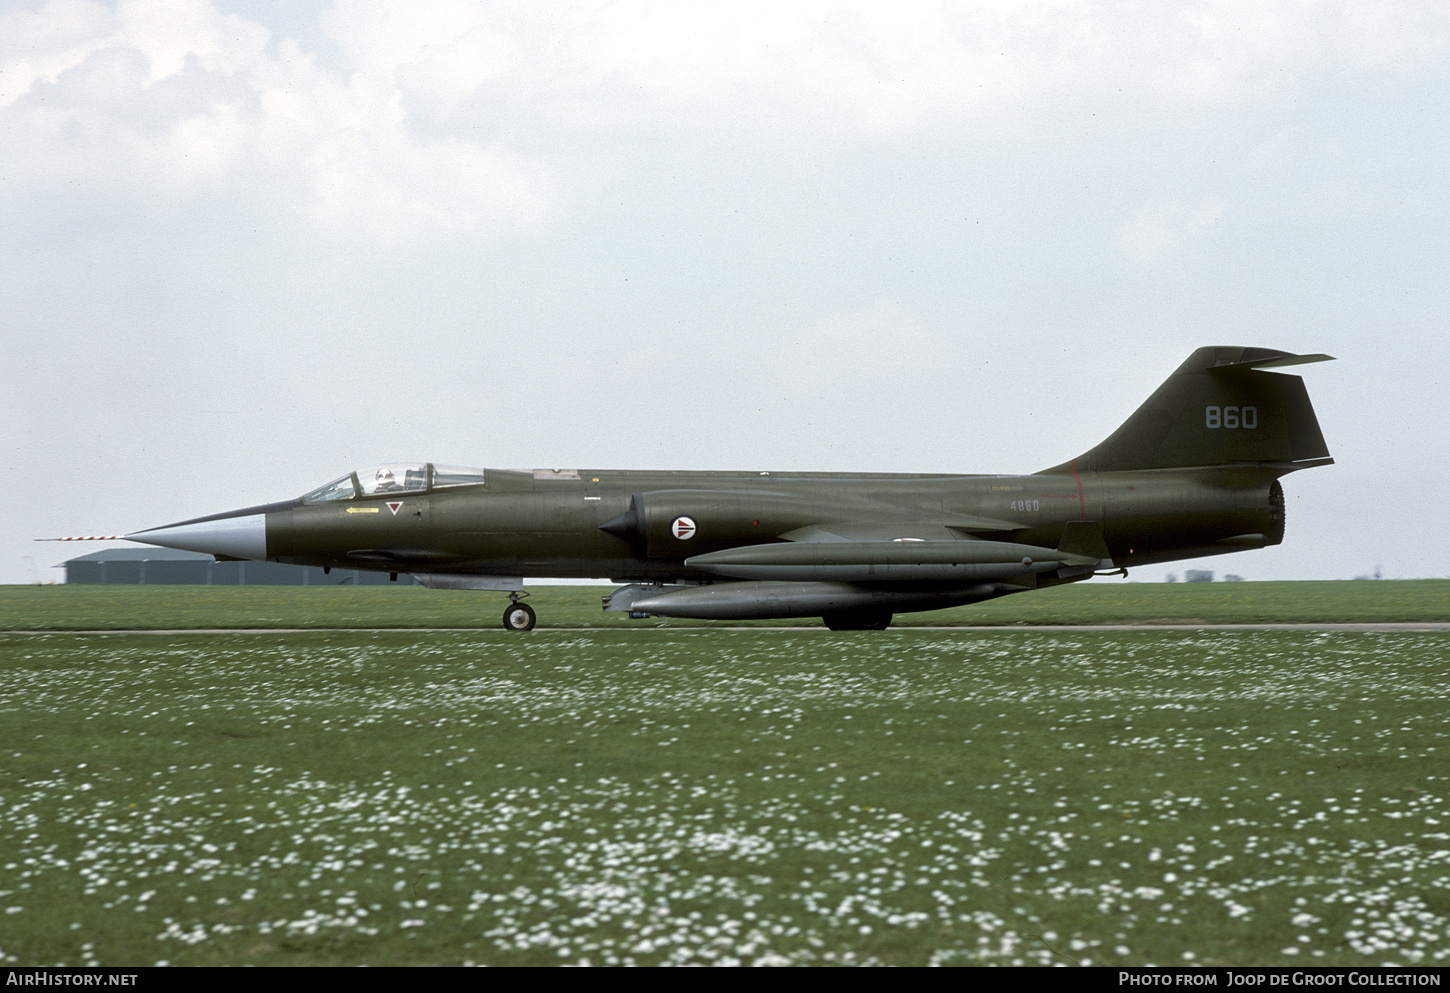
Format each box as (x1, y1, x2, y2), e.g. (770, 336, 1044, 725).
(43, 536, 126, 541)
(1038, 461, 1087, 520)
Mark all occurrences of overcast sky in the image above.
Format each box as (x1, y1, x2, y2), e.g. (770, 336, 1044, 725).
(4, 0, 1447, 585)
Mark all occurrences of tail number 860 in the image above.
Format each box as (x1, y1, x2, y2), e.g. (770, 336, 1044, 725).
(1205, 406, 1257, 429)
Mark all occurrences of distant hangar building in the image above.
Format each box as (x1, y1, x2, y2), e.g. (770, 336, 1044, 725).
(60, 548, 417, 586)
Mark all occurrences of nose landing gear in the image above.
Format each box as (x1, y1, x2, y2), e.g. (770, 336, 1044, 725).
(502, 592, 536, 632)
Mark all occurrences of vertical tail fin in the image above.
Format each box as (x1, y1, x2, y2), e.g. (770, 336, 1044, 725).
(1045, 347, 1334, 474)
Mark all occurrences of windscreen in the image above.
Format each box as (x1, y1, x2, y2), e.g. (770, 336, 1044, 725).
(302, 474, 358, 503)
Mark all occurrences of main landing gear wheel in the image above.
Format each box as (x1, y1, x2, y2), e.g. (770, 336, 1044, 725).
(822, 610, 892, 631)
(502, 602, 537, 632)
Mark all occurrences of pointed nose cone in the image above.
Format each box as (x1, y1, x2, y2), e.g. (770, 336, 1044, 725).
(127, 512, 267, 561)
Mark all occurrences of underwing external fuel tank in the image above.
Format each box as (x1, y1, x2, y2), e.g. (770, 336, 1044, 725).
(110, 347, 1333, 631)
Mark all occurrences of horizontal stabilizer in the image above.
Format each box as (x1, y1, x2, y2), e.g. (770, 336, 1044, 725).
(1210, 352, 1335, 370)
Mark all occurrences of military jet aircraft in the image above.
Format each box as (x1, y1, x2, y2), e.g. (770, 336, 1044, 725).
(110, 346, 1332, 631)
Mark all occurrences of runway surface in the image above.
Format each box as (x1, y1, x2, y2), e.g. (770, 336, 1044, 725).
(8, 622, 1449, 634)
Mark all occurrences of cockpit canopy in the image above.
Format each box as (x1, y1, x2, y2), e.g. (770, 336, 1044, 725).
(301, 464, 486, 503)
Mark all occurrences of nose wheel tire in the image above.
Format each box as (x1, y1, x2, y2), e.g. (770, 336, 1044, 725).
(503, 602, 537, 632)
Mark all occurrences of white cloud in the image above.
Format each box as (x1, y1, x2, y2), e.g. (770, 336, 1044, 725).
(0, 0, 1444, 240)
(0, 0, 113, 109)
(321, 0, 520, 117)
(0, 0, 549, 239)
(397, 0, 1448, 132)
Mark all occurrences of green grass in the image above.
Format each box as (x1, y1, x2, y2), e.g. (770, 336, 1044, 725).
(2, 579, 1447, 631)
(1, 628, 1447, 965)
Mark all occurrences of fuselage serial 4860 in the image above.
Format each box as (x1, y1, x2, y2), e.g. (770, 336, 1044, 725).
(97, 347, 1332, 631)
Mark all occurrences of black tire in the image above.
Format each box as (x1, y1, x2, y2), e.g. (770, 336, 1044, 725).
(502, 602, 537, 632)
(822, 609, 892, 631)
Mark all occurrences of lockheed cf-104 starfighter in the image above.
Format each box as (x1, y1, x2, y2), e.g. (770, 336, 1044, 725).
(107, 347, 1333, 630)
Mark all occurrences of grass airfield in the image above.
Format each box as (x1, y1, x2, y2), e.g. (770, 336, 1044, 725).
(2, 578, 1447, 630)
(1, 582, 1448, 966)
